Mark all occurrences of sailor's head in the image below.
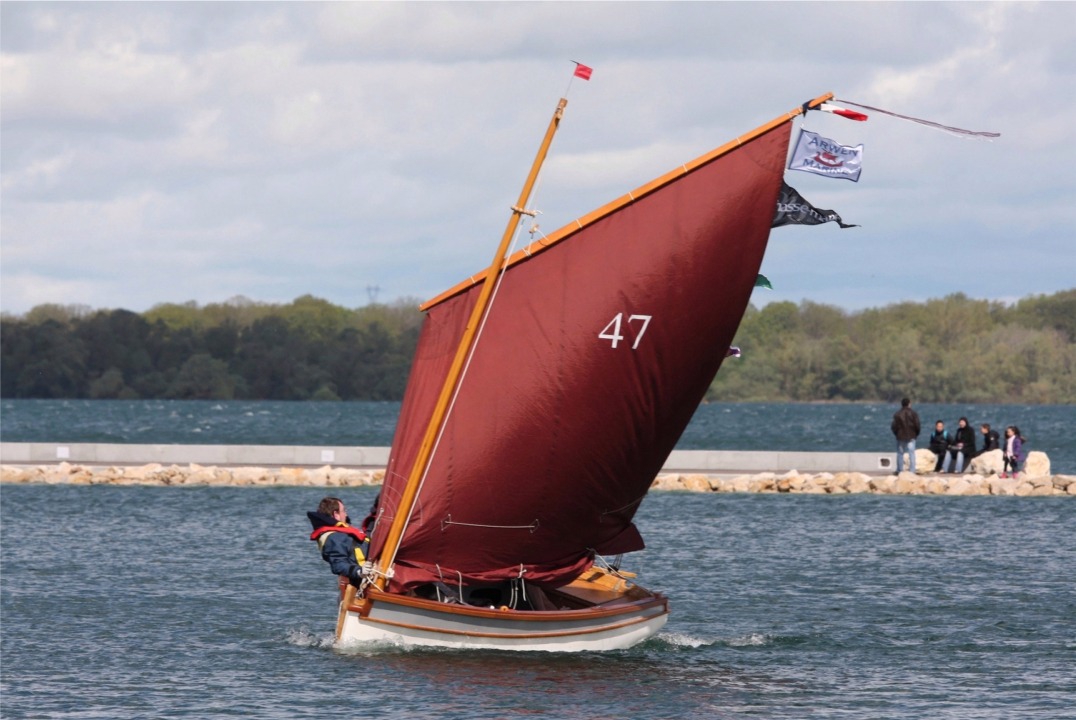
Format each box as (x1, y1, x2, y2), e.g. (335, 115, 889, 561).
(319, 496, 347, 523)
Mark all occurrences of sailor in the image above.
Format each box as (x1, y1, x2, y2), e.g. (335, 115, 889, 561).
(307, 497, 369, 585)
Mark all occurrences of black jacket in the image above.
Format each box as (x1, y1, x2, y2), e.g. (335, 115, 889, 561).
(929, 429, 952, 454)
(952, 426, 976, 455)
(891, 407, 921, 442)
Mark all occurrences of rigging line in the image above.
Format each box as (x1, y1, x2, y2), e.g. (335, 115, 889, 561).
(518, 565, 529, 603)
(600, 492, 647, 517)
(380, 98, 569, 573)
(520, 146, 547, 241)
(441, 515, 540, 532)
(835, 98, 1001, 139)
(387, 195, 531, 564)
(366, 505, 387, 548)
(563, 61, 584, 99)
(359, 562, 393, 596)
(435, 564, 446, 603)
(592, 552, 630, 580)
(509, 567, 528, 606)
(374, 471, 420, 532)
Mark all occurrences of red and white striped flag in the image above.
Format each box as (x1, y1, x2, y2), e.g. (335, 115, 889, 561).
(819, 102, 868, 121)
(836, 97, 1000, 138)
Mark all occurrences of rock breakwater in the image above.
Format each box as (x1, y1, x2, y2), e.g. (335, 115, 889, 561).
(0, 463, 384, 487)
(652, 470, 1076, 497)
(2, 461, 1073, 496)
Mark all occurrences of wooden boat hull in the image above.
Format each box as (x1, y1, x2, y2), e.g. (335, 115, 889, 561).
(336, 569, 669, 652)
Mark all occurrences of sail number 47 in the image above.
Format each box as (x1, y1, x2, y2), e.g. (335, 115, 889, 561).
(599, 313, 652, 350)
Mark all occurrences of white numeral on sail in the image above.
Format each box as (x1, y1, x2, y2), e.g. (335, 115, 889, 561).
(599, 313, 652, 350)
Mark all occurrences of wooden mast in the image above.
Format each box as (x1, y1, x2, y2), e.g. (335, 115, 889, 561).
(371, 97, 569, 590)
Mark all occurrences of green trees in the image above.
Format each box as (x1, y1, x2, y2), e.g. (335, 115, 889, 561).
(708, 289, 1076, 403)
(167, 354, 237, 399)
(0, 296, 422, 401)
(2, 290, 1073, 402)
(1, 319, 87, 397)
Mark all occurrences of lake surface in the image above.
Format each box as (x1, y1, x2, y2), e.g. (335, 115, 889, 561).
(1, 399, 1073, 474)
(1, 485, 1072, 719)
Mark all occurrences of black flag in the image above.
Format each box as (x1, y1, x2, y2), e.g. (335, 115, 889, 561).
(772, 181, 858, 229)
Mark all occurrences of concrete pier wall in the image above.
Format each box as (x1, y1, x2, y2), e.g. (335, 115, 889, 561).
(0, 442, 391, 469)
(3, 443, 1070, 496)
(1, 442, 894, 474)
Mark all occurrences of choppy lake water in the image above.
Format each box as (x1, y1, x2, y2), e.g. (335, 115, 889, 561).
(1, 400, 1073, 473)
(1, 485, 1073, 719)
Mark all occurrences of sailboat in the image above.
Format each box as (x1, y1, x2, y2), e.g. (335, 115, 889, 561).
(329, 90, 838, 651)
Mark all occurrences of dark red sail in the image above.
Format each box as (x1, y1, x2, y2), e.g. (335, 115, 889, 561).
(369, 118, 794, 592)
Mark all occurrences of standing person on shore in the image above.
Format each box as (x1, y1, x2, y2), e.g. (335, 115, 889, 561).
(891, 398, 922, 474)
(1002, 426, 1024, 478)
(929, 420, 952, 473)
(980, 423, 1001, 454)
(945, 417, 976, 474)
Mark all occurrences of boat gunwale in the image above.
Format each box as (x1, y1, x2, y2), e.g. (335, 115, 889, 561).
(353, 606, 668, 640)
(352, 587, 668, 623)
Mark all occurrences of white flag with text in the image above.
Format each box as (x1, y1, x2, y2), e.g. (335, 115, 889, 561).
(788, 129, 863, 182)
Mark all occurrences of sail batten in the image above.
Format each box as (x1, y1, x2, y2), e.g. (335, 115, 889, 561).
(369, 94, 831, 593)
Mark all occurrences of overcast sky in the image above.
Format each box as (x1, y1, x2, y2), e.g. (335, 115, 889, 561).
(2, 1, 1074, 317)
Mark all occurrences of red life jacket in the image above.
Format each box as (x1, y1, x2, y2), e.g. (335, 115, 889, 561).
(311, 523, 368, 565)
(310, 524, 366, 543)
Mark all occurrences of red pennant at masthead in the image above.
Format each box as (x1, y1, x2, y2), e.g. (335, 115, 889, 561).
(819, 102, 868, 122)
(573, 63, 593, 81)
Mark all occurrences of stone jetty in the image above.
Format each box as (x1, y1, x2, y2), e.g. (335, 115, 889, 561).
(2, 449, 1072, 496)
(0, 463, 385, 488)
(651, 469, 1075, 497)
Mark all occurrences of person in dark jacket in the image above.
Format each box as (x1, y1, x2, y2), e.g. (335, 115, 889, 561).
(980, 423, 1000, 453)
(928, 420, 952, 472)
(307, 497, 369, 585)
(945, 417, 976, 473)
(890, 397, 922, 473)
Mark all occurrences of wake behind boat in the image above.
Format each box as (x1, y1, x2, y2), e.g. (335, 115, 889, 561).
(320, 87, 839, 651)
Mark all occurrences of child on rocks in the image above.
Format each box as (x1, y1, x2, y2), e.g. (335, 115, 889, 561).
(1001, 425, 1024, 478)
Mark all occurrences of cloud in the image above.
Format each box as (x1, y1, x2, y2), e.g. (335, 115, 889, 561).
(2, 1, 1074, 316)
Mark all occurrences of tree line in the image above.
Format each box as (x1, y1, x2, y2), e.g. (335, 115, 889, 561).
(2, 290, 1073, 403)
(0, 295, 421, 401)
(708, 289, 1076, 404)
